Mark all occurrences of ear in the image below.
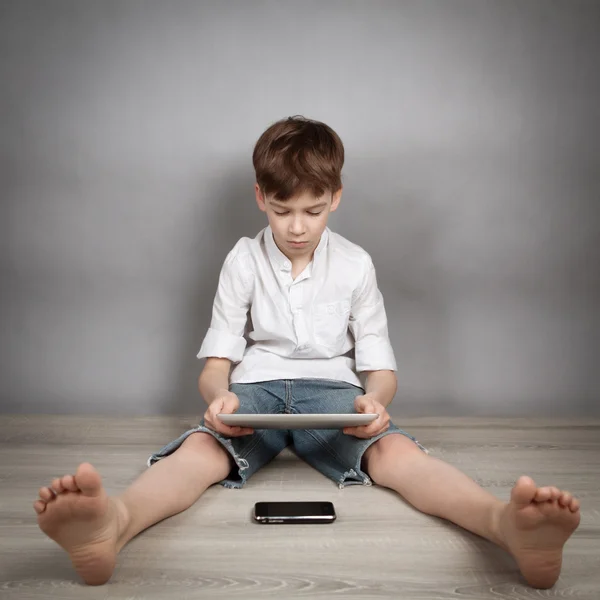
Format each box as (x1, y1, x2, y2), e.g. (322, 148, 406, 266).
(329, 186, 343, 213)
(255, 183, 267, 213)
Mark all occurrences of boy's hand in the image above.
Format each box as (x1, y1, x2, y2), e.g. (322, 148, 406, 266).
(343, 393, 390, 439)
(204, 391, 254, 437)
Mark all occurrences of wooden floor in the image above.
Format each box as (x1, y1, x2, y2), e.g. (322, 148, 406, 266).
(0, 415, 599, 599)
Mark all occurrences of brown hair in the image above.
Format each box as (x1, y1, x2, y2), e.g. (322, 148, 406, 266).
(252, 116, 344, 200)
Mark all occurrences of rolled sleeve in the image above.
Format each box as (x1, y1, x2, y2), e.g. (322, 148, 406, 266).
(349, 261, 397, 373)
(197, 327, 247, 363)
(354, 336, 396, 372)
(197, 245, 253, 364)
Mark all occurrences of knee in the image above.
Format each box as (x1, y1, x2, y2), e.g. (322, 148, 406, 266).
(176, 432, 233, 481)
(363, 434, 423, 485)
(179, 432, 227, 460)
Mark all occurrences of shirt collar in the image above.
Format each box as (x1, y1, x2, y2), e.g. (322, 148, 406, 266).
(264, 226, 329, 273)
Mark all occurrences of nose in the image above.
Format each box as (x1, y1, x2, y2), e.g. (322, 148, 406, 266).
(289, 215, 305, 236)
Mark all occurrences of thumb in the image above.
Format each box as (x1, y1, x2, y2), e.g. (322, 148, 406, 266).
(210, 397, 225, 414)
(354, 395, 369, 412)
(222, 395, 239, 413)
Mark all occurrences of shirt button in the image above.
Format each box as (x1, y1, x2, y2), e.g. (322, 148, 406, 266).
(284, 262, 291, 269)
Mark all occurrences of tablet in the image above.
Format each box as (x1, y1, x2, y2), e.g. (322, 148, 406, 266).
(217, 413, 378, 430)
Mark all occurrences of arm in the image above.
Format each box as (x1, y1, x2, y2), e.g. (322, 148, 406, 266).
(196, 244, 254, 436)
(346, 372, 397, 438)
(363, 369, 397, 408)
(198, 357, 253, 436)
(345, 259, 398, 438)
(197, 244, 253, 402)
(198, 358, 232, 405)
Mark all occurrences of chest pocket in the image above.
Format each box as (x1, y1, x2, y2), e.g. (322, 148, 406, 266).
(313, 300, 351, 349)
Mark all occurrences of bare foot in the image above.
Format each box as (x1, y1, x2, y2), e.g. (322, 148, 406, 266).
(499, 475, 580, 589)
(34, 463, 129, 585)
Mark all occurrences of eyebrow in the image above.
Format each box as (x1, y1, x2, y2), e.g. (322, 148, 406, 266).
(271, 201, 328, 210)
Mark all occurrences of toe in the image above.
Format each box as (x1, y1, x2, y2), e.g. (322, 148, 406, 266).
(74, 463, 103, 497)
(535, 486, 552, 502)
(550, 486, 561, 500)
(33, 500, 46, 514)
(511, 475, 537, 506)
(62, 474, 78, 492)
(543, 499, 561, 515)
(52, 478, 64, 493)
(38, 487, 55, 502)
(569, 497, 580, 513)
(558, 491, 572, 507)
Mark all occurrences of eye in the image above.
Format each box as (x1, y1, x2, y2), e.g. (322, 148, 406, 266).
(274, 211, 289, 216)
(308, 211, 323, 216)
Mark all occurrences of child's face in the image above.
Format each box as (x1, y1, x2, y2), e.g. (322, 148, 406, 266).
(255, 184, 341, 261)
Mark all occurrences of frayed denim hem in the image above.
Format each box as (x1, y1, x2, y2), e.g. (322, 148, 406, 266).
(336, 428, 429, 489)
(147, 425, 251, 489)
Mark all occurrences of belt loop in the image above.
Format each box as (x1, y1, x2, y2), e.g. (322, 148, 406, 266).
(285, 380, 292, 413)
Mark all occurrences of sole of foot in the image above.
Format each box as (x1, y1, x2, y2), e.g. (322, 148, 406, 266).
(501, 475, 580, 589)
(34, 463, 127, 586)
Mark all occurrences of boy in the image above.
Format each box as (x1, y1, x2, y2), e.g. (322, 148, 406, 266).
(34, 116, 580, 588)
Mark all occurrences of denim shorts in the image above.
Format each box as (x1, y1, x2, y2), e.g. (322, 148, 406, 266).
(148, 378, 427, 489)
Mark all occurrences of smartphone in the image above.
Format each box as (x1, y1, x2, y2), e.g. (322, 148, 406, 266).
(253, 501, 336, 524)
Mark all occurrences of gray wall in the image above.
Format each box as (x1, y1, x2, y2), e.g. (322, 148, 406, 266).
(1, 0, 599, 416)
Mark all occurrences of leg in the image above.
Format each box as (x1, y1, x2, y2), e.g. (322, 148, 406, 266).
(34, 432, 230, 585)
(34, 380, 290, 586)
(364, 434, 581, 589)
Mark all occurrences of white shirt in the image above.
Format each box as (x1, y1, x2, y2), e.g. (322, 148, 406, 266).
(198, 226, 397, 387)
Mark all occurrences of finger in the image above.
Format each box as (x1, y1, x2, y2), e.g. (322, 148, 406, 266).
(209, 399, 225, 415)
(372, 423, 390, 437)
(209, 421, 232, 435)
(203, 414, 216, 428)
(210, 403, 226, 418)
(357, 423, 383, 438)
(222, 397, 239, 413)
(205, 417, 223, 434)
(364, 405, 378, 417)
(210, 410, 250, 434)
(354, 395, 369, 411)
(216, 424, 254, 437)
(360, 423, 383, 437)
(228, 427, 254, 437)
(210, 418, 234, 435)
(343, 426, 369, 439)
(361, 412, 388, 435)
(346, 417, 390, 439)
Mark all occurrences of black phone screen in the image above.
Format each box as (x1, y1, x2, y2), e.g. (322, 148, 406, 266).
(254, 501, 335, 520)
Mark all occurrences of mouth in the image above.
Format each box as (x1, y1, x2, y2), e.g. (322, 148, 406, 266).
(288, 241, 309, 248)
